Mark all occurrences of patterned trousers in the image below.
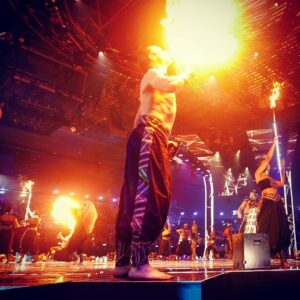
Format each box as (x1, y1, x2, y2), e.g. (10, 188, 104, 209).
(115, 115, 171, 268)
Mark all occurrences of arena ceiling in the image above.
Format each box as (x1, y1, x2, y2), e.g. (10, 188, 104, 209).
(0, 0, 300, 172)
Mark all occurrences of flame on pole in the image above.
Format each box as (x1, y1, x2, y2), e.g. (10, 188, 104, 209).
(23, 180, 34, 220)
(269, 81, 283, 178)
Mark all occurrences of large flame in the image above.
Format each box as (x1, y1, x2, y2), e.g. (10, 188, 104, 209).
(162, 0, 241, 68)
(269, 81, 283, 109)
(51, 196, 79, 230)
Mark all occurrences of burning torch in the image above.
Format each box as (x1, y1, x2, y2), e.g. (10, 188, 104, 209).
(23, 180, 34, 220)
(269, 81, 283, 179)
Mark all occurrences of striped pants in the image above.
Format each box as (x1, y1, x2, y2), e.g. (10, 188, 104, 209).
(115, 115, 171, 268)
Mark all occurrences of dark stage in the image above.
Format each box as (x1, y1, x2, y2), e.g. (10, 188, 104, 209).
(1, 260, 300, 300)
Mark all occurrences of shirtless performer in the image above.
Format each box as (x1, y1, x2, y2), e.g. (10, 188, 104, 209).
(114, 45, 191, 280)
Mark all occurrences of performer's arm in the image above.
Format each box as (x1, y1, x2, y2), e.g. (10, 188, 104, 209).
(149, 69, 190, 93)
(255, 138, 276, 178)
(265, 138, 277, 162)
(13, 217, 20, 228)
(133, 106, 141, 128)
(237, 200, 246, 219)
(27, 207, 35, 218)
(276, 159, 285, 187)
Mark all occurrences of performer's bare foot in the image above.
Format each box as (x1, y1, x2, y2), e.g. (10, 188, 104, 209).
(113, 264, 131, 278)
(128, 264, 172, 280)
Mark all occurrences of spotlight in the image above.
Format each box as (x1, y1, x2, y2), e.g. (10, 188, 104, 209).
(196, 167, 201, 171)
(98, 196, 104, 200)
(53, 190, 59, 194)
(228, 168, 232, 172)
(193, 212, 198, 216)
(254, 52, 259, 58)
(85, 194, 90, 199)
(70, 126, 77, 133)
(215, 151, 220, 160)
(209, 75, 215, 81)
(180, 212, 185, 216)
(220, 212, 224, 216)
(98, 51, 105, 58)
(112, 198, 117, 202)
(69, 192, 75, 196)
(236, 149, 241, 155)
(185, 159, 189, 162)
(0, 187, 7, 194)
(178, 154, 184, 157)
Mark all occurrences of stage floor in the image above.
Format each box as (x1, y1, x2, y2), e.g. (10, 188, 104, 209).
(1, 259, 299, 289)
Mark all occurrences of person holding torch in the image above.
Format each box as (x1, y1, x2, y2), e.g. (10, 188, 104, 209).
(255, 138, 291, 268)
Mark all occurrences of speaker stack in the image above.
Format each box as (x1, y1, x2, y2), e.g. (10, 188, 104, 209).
(233, 233, 271, 269)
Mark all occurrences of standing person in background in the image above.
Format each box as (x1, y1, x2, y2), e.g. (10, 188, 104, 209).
(176, 223, 192, 259)
(255, 137, 291, 268)
(191, 220, 198, 260)
(17, 210, 41, 263)
(158, 221, 172, 260)
(237, 190, 260, 233)
(0, 206, 20, 263)
(223, 223, 233, 259)
(67, 200, 98, 264)
(205, 229, 219, 260)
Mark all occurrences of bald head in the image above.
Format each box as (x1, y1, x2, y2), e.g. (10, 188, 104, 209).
(142, 45, 172, 68)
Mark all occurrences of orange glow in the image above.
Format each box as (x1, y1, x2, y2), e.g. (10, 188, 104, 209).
(162, 0, 241, 68)
(51, 196, 79, 230)
(269, 81, 283, 109)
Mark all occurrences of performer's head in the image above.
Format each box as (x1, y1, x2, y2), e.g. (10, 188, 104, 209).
(249, 190, 257, 200)
(143, 45, 173, 69)
(183, 223, 189, 229)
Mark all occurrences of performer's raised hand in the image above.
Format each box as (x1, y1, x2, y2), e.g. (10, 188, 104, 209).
(168, 140, 180, 157)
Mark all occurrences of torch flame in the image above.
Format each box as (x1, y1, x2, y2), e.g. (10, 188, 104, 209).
(269, 81, 283, 109)
(51, 196, 79, 230)
(162, 0, 241, 68)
